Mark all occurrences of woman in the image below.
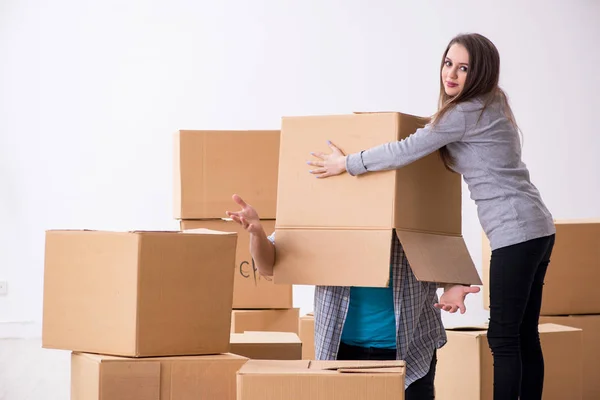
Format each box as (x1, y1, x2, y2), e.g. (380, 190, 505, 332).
(307, 33, 556, 400)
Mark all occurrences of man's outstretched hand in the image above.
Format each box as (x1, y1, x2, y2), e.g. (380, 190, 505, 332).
(435, 285, 481, 314)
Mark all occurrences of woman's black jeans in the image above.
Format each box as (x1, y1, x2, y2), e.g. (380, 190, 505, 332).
(487, 234, 555, 400)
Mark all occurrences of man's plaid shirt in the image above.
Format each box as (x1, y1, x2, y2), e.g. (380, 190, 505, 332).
(268, 231, 447, 388)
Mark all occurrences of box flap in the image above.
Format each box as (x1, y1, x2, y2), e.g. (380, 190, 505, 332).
(396, 230, 482, 285)
(538, 323, 582, 333)
(273, 228, 393, 287)
(238, 360, 310, 374)
(311, 360, 405, 372)
(238, 360, 404, 375)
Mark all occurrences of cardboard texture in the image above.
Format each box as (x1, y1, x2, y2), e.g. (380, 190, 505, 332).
(274, 112, 480, 287)
(237, 360, 406, 400)
(173, 130, 280, 219)
(298, 313, 315, 360)
(230, 331, 302, 360)
(231, 309, 300, 334)
(71, 352, 248, 400)
(43, 229, 237, 357)
(482, 219, 600, 315)
(434, 323, 583, 400)
(540, 315, 600, 399)
(180, 219, 292, 309)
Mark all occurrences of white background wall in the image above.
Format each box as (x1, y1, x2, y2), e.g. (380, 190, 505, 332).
(1, 0, 599, 340)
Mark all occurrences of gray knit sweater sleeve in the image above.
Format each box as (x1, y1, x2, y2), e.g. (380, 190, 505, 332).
(346, 106, 467, 176)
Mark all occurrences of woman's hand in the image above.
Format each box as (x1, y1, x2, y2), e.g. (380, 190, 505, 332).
(307, 141, 348, 178)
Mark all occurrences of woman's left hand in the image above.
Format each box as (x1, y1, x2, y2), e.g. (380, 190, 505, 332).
(307, 141, 348, 178)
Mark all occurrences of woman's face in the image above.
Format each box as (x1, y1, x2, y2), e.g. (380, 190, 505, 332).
(442, 43, 469, 97)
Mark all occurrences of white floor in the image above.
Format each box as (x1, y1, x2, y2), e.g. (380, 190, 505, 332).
(0, 339, 70, 400)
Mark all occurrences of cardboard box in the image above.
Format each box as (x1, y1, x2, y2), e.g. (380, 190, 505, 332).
(298, 313, 315, 360)
(230, 331, 302, 360)
(237, 360, 405, 400)
(180, 219, 292, 309)
(237, 359, 406, 400)
(231, 309, 300, 334)
(482, 219, 600, 314)
(540, 315, 600, 399)
(43, 229, 237, 357)
(273, 112, 480, 287)
(173, 130, 280, 219)
(71, 352, 247, 400)
(434, 323, 583, 400)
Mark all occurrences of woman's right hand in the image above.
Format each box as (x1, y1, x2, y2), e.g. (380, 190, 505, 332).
(225, 194, 264, 235)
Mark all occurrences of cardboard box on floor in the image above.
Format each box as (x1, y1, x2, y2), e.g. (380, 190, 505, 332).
(434, 323, 583, 400)
(298, 313, 315, 360)
(43, 229, 237, 357)
(482, 219, 600, 315)
(540, 315, 600, 399)
(180, 219, 292, 309)
(173, 130, 280, 219)
(231, 309, 300, 334)
(273, 112, 481, 287)
(71, 352, 247, 400)
(237, 360, 406, 400)
(230, 331, 302, 360)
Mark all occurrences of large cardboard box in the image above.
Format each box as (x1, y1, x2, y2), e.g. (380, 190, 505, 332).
(540, 315, 600, 399)
(274, 112, 480, 287)
(173, 130, 280, 219)
(230, 331, 302, 360)
(43, 229, 237, 357)
(237, 360, 406, 400)
(180, 219, 293, 309)
(434, 323, 583, 400)
(298, 313, 315, 360)
(71, 352, 248, 400)
(231, 309, 300, 334)
(483, 219, 600, 315)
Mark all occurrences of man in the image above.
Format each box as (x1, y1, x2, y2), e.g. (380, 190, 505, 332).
(226, 194, 477, 399)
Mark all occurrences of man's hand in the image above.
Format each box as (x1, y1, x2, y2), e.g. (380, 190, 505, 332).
(435, 285, 481, 314)
(306, 140, 347, 178)
(225, 194, 263, 235)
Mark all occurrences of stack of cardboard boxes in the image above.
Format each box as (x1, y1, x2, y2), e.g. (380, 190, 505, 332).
(173, 130, 300, 336)
(485, 219, 599, 399)
(298, 312, 315, 360)
(42, 229, 249, 399)
(435, 220, 600, 399)
(434, 323, 584, 400)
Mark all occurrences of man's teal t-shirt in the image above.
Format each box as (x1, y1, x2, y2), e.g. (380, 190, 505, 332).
(340, 267, 396, 349)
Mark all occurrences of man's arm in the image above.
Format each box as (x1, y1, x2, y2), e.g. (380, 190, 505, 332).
(250, 227, 275, 277)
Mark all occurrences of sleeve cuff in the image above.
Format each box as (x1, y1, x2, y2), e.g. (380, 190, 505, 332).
(346, 151, 368, 176)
